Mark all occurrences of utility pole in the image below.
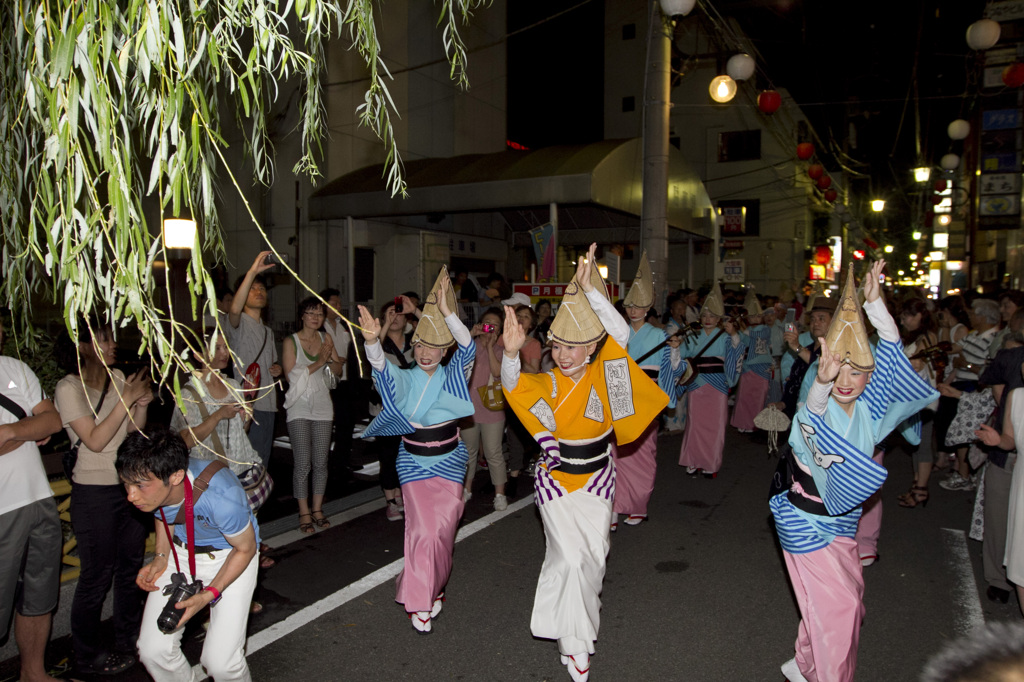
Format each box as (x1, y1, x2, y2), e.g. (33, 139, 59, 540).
(641, 1, 671, 307)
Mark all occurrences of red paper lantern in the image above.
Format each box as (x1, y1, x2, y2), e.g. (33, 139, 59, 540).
(796, 142, 815, 160)
(757, 90, 781, 114)
(931, 195, 944, 205)
(807, 164, 824, 180)
(852, 249, 866, 261)
(824, 188, 838, 202)
(816, 176, 832, 190)
(933, 179, 948, 192)
(814, 246, 832, 265)
(1003, 63, 1024, 88)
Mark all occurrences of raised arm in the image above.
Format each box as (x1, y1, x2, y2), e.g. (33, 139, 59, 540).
(501, 305, 526, 391)
(357, 305, 387, 372)
(229, 251, 275, 329)
(577, 243, 628, 347)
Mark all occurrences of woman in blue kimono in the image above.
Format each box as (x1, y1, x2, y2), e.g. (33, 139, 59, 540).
(356, 269, 474, 635)
(771, 261, 939, 682)
(612, 252, 684, 529)
(731, 289, 773, 433)
(678, 282, 745, 477)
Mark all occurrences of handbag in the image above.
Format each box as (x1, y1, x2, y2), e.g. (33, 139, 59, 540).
(477, 375, 505, 411)
(243, 327, 270, 403)
(945, 387, 996, 449)
(62, 375, 111, 481)
(323, 363, 339, 390)
(182, 386, 274, 512)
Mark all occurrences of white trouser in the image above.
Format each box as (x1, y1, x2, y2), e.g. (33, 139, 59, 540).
(137, 548, 258, 682)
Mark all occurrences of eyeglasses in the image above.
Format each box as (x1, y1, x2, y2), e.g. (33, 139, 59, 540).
(303, 311, 325, 318)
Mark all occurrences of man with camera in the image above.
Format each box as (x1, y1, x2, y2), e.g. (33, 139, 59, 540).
(0, 317, 64, 682)
(118, 427, 260, 682)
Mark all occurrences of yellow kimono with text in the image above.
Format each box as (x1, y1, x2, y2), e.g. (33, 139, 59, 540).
(504, 335, 668, 492)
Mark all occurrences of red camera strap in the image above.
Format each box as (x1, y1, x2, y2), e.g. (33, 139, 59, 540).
(158, 476, 197, 581)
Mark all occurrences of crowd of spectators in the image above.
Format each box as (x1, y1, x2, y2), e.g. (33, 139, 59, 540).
(3, 255, 1024, 678)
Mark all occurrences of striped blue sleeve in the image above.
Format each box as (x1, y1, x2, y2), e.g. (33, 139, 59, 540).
(362, 363, 414, 438)
(861, 338, 940, 443)
(799, 410, 888, 515)
(724, 336, 745, 388)
(658, 331, 682, 408)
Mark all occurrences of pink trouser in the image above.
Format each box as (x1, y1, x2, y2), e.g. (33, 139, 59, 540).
(854, 448, 885, 558)
(612, 421, 658, 516)
(395, 477, 465, 612)
(730, 371, 769, 431)
(679, 384, 727, 473)
(782, 536, 865, 682)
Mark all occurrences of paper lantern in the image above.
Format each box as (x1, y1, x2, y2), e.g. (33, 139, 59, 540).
(931, 195, 944, 205)
(796, 142, 815, 160)
(709, 75, 737, 103)
(726, 53, 756, 81)
(1003, 63, 1024, 88)
(933, 179, 948, 192)
(863, 237, 879, 249)
(940, 153, 960, 170)
(816, 176, 832, 190)
(824, 188, 838, 203)
(807, 164, 824, 180)
(966, 19, 1001, 51)
(757, 90, 781, 114)
(814, 246, 832, 265)
(947, 120, 970, 140)
(659, 0, 697, 17)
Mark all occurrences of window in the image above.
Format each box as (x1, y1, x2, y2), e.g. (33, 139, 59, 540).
(717, 130, 761, 162)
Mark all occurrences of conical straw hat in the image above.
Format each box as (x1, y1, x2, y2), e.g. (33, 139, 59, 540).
(699, 282, 725, 318)
(411, 266, 458, 349)
(548, 259, 609, 347)
(823, 265, 875, 371)
(743, 286, 762, 316)
(623, 251, 654, 308)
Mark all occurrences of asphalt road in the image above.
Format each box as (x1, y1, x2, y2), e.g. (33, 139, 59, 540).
(3, 424, 1020, 681)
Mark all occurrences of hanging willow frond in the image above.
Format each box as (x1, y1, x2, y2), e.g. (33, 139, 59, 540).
(0, 0, 488, 393)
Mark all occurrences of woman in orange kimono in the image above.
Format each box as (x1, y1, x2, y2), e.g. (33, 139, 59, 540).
(501, 244, 667, 682)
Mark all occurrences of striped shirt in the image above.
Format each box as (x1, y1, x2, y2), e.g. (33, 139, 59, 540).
(956, 327, 997, 381)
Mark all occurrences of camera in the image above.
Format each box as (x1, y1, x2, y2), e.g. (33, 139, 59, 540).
(157, 572, 204, 633)
(482, 324, 495, 333)
(263, 253, 280, 266)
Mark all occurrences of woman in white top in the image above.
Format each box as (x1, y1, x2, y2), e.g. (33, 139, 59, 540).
(170, 332, 256, 476)
(282, 297, 344, 534)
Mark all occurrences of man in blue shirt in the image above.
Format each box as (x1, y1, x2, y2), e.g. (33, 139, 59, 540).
(117, 427, 260, 682)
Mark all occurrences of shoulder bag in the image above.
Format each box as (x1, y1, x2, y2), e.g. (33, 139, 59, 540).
(242, 327, 270, 403)
(182, 385, 274, 512)
(477, 375, 505, 411)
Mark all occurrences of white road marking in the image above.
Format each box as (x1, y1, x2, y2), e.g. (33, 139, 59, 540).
(191, 494, 535, 679)
(941, 528, 985, 635)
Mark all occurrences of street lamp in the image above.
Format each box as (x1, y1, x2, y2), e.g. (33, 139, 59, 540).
(659, 0, 697, 17)
(884, 245, 894, 253)
(162, 218, 197, 249)
(914, 167, 931, 183)
(871, 199, 885, 212)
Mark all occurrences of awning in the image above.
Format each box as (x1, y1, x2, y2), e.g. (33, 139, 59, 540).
(310, 138, 714, 245)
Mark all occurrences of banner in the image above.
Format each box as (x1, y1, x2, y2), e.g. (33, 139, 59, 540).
(530, 222, 557, 281)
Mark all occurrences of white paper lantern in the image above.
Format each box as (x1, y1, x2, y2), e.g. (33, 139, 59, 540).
(947, 119, 971, 140)
(966, 19, 1000, 51)
(940, 153, 960, 171)
(726, 53, 755, 81)
(659, 0, 697, 17)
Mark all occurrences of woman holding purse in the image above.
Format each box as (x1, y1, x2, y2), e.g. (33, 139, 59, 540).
(462, 307, 509, 510)
(282, 297, 344, 534)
